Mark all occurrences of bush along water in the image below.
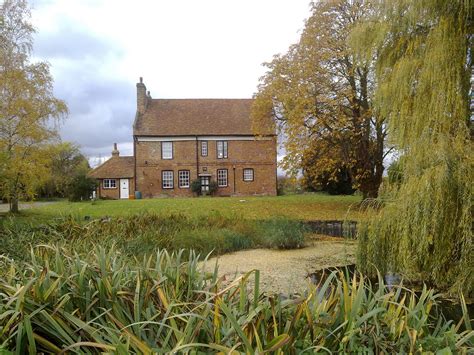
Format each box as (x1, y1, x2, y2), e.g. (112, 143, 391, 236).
(258, 217, 306, 249)
(0, 245, 472, 353)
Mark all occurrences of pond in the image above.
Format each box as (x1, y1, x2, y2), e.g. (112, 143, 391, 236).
(305, 220, 357, 238)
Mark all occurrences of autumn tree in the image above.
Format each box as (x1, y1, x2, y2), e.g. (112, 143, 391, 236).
(38, 142, 90, 198)
(0, 0, 67, 212)
(354, 0, 473, 295)
(252, 0, 388, 198)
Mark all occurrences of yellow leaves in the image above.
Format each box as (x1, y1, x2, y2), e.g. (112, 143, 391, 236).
(0, 3, 67, 205)
(251, 1, 385, 198)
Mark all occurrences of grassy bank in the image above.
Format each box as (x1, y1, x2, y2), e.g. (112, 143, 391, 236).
(0, 212, 308, 263)
(13, 193, 363, 223)
(0, 245, 472, 353)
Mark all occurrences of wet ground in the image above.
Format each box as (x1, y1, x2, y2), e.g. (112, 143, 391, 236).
(201, 235, 356, 294)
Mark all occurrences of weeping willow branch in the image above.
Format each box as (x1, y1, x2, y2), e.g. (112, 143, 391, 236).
(354, 0, 473, 296)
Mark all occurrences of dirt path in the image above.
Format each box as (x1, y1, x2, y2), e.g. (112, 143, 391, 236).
(201, 236, 356, 294)
(0, 201, 56, 213)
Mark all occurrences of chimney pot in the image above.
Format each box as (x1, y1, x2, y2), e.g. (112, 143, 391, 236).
(140, 77, 143, 83)
(112, 143, 120, 157)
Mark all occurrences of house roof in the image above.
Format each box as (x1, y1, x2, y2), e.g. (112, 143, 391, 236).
(133, 99, 275, 136)
(88, 156, 134, 179)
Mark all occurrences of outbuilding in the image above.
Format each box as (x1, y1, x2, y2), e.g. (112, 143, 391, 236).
(88, 144, 135, 199)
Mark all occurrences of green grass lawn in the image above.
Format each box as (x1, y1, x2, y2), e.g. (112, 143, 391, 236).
(1, 193, 362, 263)
(1, 192, 364, 266)
(21, 193, 363, 222)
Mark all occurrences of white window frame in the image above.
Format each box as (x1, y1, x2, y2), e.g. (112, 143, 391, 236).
(217, 169, 228, 187)
(161, 142, 173, 160)
(217, 141, 228, 159)
(243, 168, 254, 182)
(178, 170, 190, 188)
(103, 179, 116, 189)
(201, 141, 208, 157)
(162, 170, 174, 189)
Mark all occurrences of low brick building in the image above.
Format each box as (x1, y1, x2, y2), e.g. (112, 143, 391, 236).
(89, 144, 135, 199)
(90, 78, 277, 198)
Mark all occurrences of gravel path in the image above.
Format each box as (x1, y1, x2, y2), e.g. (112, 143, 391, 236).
(200, 236, 356, 295)
(0, 201, 56, 213)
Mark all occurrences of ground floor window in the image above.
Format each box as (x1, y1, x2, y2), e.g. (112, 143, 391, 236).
(217, 169, 228, 187)
(162, 171, 174, 189)
(103, 179, 116, 188)
(178, 170, 190, 188)
(243, 168, 254, 182)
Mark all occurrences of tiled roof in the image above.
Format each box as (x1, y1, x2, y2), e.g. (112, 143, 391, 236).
(133, 99, 275, 136)
(88, 156, 134, 179)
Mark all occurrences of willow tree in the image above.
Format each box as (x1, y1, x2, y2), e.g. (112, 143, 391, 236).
(354, 0, 473, 295)
(252, 0, 388, 198)
(0, 0, 67, 212)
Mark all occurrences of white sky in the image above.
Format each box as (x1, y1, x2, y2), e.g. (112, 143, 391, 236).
(30, 0, 311, 163)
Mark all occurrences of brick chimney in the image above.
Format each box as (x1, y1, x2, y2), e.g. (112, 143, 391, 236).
(137, 77, 147, 114)
(112, 143, 120, 157)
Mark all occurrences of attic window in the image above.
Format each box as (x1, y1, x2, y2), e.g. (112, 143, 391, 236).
(162, 142, 173, 159)
(103, 179, 116, 189)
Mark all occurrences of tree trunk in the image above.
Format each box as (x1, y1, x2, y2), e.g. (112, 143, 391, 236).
(10, 194, 19, 213)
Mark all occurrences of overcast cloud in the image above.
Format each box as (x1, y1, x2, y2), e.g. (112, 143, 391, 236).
(30, 0, 310, 165)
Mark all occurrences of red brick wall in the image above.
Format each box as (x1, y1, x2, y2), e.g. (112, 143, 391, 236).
(97, 178, 135, 199)
(135, 138, 277, 197)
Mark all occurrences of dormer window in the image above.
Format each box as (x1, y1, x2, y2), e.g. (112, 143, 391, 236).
(162, 142, 173, 159)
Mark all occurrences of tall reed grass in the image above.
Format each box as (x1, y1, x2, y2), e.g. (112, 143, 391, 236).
(0, 212, 307, 263)
(0, 245, 472, 353)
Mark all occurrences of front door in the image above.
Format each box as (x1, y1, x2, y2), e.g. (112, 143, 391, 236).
(200, 176, 210, 194)
(120, 179, 129, 199)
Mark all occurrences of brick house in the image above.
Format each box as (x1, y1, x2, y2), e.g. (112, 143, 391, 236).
(90, 77, 277, 198)
(88, 143, 135, 199)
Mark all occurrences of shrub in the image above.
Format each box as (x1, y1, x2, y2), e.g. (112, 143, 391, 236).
(173, 229, 224, 255)
(68, 174, 97, 201)
(173, 228, 254, 255)
(209, 180, 218, 195)
(277, 176, 303, 195)
(190, 179, 201, 195)
(190, 179, 218, 196)
(259, 217, 306, 249)
(303, 167, 355, 195)
(222, 229, 254, 252)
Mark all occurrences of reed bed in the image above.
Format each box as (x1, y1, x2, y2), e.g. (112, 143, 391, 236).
(0, 245, 472, 353)
(0, 213, 307, 263)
